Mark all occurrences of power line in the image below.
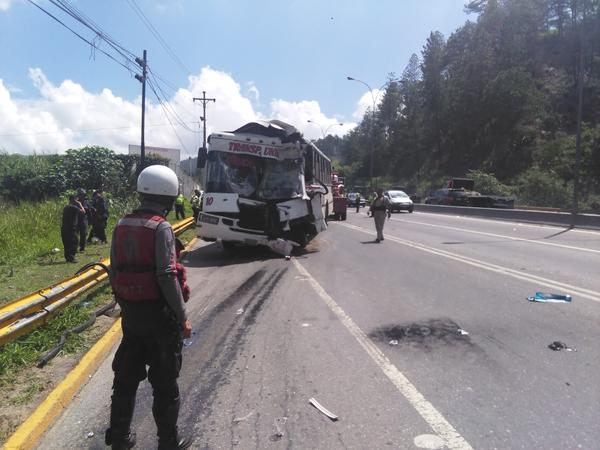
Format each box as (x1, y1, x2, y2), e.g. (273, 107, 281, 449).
(146, 81, 194, 157)
(126, 0, 192, 75)
(0, 122, 199, 137)
(26, 0, 137, 75)
(147, 74, 198, 133)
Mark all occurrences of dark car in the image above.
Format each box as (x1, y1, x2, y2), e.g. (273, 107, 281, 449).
(424, 188, 470, 206)
(347, 192, 367, 208)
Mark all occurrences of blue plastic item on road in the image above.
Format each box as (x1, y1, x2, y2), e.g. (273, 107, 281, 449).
(527, 292, 572, 303)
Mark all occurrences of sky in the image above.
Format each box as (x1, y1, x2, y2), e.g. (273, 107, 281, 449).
(0, 0, 472, 158)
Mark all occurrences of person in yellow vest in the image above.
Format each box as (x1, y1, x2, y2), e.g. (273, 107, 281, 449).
(190, 189, 201, 220)
(174, 192, 185, 220)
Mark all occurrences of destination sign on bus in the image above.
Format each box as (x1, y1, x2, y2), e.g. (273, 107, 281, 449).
(227, 141, 280, 159)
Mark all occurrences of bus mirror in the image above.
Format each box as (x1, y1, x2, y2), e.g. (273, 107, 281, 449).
(197, 147, 207, 168)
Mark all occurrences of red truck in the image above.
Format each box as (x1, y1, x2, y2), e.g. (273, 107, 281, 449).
(331, 172, 348, 220)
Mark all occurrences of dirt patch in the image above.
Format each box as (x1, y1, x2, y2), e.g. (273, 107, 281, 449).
(0, 315, 117, 444)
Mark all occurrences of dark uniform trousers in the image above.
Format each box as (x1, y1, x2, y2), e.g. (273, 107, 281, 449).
(109, 305, 183, 446)
(61, 228, 78, 261)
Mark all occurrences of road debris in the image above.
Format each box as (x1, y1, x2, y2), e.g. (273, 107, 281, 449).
(457, 329, 469, 336)
(413, 433, 445, 449)
(301, 323, 310, 327)
(527, 292, 572, 303)
(267, 238, 295, 257)
(86, 431, 94, 438)
(233, 411, 255, 423)
(548, 341, 576, 352)
(236, 308, 244, 315)
(389, 340, 399, 346)
(309, 397, 338, 421)
(269, 417, 288, 441)
(183, 331, 197, 348)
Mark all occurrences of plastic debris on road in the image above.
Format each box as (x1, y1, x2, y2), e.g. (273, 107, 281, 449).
(86, 432, 94, 438)
(389, 340, 399, 346)
(183, 331, 197, 348)
(457, 329, 469, 336)
(269, 417, 288, 441)
(309, 397, 338, 421)
(233, 411, 254, 423)
(527, 292, 572, 303)
(236, 308, 244, 315)
(548, 341, 576, 352)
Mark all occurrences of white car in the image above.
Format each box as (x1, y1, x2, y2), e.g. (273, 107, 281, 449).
(384, 190, 414, 213)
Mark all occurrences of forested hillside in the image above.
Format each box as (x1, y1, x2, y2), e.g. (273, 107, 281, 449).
(332, 0, 600, 210)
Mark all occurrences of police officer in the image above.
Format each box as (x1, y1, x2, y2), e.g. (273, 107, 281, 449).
(106, 165, 192, 450)
(190, 189, 201, 220)
(174, 191, 185, 220)
(61, 195, 84, 262)
(369, 188, 390, 243)
(76, 188, 90, 252)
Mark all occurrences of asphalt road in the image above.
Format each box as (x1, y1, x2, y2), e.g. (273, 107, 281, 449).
(38, 210, 600, 450)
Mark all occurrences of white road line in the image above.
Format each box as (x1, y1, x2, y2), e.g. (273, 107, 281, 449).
(337, 222, 600, 303)
(411, 211, 600, 236)
(292, 259, 474, 450)
(388, 217, 600, 255)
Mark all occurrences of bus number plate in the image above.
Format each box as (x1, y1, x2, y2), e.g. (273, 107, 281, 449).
(198, 213, 219, 225)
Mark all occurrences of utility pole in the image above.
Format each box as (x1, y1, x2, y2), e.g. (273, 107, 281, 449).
(193, 91, 216, 152)
(573, 15, 585, 220)
(135, 50, 148, 172)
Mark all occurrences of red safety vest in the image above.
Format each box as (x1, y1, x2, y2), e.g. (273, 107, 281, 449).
(111, 212, 165, 302)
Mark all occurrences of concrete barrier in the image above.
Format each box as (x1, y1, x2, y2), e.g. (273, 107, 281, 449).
(414, 204, 600, 230)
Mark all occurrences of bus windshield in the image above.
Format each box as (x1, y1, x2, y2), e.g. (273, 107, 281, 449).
(206, 151, 303, 200)
(258, 159, 303, 201)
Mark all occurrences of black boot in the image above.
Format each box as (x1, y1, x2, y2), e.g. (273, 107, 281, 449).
(153, 395, 192, 450)
(105, 428, 136, 449)
(106, 393, 137, 449)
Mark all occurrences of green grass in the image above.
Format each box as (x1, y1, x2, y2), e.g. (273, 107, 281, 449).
(0, 196, 195, 305)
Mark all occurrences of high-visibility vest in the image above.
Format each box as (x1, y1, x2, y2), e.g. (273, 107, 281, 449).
(175, 194, 184, 205)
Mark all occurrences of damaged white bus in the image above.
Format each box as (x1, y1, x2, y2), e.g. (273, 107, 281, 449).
(195, 120, 332, 255)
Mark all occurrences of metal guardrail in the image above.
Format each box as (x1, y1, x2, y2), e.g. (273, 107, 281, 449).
(414, 204, 600, 230)
(0, 217, 195, 347)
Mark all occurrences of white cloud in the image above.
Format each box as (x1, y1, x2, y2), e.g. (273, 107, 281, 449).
(353, 89, 383, 120)
(0, 67, 354, 156)
(270, 99, 355, 140)
(0, 0, 13, 12)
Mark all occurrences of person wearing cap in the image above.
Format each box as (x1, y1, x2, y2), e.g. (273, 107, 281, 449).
(106, 165, 192, 450)
(369, 188, 390, 243)
(190, 189, 202, 221)
(61, 195, 85, 262)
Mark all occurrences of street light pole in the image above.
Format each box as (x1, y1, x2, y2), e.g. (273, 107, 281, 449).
(347, 76, 377, 189)
(307, 119, 344, 139)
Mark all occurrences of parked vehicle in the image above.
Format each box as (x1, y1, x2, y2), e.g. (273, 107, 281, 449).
(347, 192, 367, 208)
(424, 188, 470, 206)
(384, 190, 414, 213)
(425, 178, 514, 208)
(331, 171, 347, 220)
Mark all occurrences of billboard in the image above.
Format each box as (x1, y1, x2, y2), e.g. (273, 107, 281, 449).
(128, 145, 181, 171)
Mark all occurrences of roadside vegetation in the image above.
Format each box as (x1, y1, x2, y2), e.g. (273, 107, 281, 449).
(0, 146, 198, 442)
(317, 1, 600, 211)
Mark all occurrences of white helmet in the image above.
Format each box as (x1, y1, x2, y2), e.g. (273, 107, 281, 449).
(137, 165, 179, 197)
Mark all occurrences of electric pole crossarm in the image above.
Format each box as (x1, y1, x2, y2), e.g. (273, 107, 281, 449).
(193, 91, 216, 151)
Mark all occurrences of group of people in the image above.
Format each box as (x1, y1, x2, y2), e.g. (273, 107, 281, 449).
(60, 188, 109, 263)
(173, 189, 203, 221)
